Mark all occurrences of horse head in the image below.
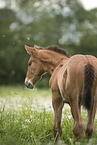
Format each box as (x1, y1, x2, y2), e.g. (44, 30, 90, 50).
(25, 45, 45, 89)
(25, 44, 70, 89)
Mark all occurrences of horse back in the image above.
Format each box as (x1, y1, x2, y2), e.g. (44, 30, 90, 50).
(65, 54, 97, 100)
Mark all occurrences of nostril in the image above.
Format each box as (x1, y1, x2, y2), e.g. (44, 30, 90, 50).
(28, 82, 33, 89)
(28, 82, 31, 88)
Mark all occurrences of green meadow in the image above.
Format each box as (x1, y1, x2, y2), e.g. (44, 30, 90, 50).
(0, 86, 97, 145)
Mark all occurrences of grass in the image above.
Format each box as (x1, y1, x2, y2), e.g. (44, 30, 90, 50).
(0, 86, 97, 145)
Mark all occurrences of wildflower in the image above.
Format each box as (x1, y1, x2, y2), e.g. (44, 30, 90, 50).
(25, 119, 31, 123)
(27, 125, 29, 127)
(51, 112, 53, 114)
(68, 115, 72, 119)
(31, 132, 33, 133)
(49, 118, 51, 120)
(30, 115, 33, 118)
(22, 125, 28, 128)
(18, 104, 23, 107)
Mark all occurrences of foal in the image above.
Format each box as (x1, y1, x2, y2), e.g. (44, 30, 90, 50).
(50, 54, 97, 140)
(25, 45, 97, 141)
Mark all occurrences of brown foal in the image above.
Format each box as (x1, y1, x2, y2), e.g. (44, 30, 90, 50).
(25, 45, 97, 141)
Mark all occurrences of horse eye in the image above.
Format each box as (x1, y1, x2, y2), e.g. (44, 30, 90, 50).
(28, 62, 32, 66)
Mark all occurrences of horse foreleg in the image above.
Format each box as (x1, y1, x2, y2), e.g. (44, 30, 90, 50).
(86, 102, 96, 138)
(52, 91, 64, 142)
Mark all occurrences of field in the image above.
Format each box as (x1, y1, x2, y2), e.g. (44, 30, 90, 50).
(0, 86, 97, 145)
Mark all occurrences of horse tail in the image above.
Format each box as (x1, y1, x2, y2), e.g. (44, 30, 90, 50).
(82, 63, 95, 110)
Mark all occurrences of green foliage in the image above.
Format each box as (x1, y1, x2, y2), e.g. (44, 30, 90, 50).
(0, 0, 97, 85)
(0, 86, 97, 145)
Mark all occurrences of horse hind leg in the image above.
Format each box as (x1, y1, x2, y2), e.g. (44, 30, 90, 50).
(68, 92, 85, 140)
(86, 104, 96, 138)
(82, 63, 96, 138)
(85, 93, 97, 138)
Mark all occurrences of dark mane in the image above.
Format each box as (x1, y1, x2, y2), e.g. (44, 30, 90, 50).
(38, 45, 70, 58)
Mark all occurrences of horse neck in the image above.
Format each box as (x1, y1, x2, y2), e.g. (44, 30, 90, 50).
(40, 51, 69, 74)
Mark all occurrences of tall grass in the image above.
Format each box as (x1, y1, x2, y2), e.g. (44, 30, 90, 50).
(0, 86, 97, 145)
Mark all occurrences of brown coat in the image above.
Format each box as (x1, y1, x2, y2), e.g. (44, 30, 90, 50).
(50, 54, 97, 140)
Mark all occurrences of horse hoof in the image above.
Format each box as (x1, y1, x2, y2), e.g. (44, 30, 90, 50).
(85, 127, 95, 138)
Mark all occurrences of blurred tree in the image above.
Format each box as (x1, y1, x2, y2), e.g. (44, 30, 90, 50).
(0, 0, 97, 86)
(0, 9, 16, 84)
(79, 29, 97, 56)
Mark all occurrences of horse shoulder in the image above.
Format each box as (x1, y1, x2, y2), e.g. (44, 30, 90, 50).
(49, 67, 59, 91)
(49, 62, 66, 91)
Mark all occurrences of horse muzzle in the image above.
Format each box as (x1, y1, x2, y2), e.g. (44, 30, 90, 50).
(25, 79, 34, 89)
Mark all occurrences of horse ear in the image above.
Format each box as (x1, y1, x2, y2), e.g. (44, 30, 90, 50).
(25, 45, 33, 54)
(25, 45, 37, 56)
(34, 45, 39, 49)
